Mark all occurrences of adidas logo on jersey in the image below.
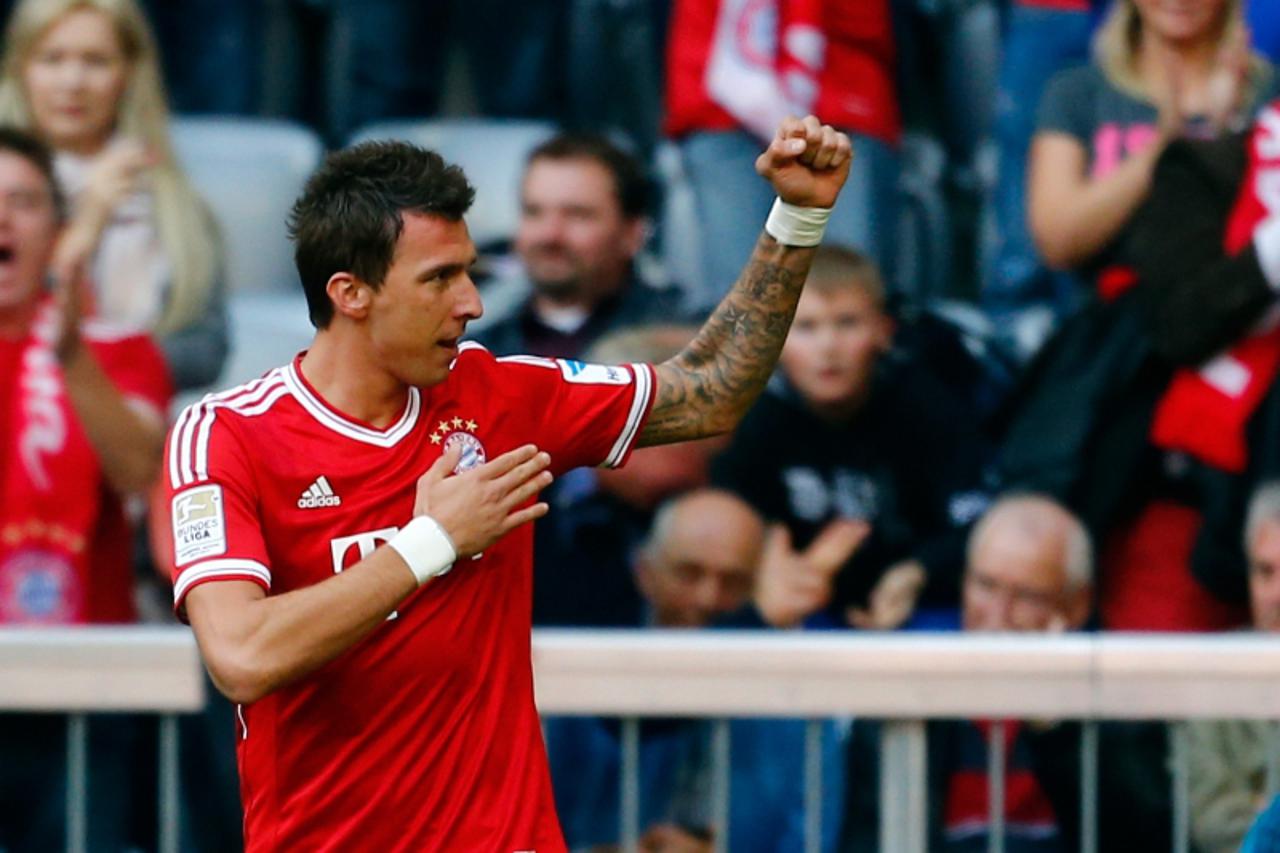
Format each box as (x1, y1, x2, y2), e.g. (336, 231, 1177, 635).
(298, 476, 342, 509)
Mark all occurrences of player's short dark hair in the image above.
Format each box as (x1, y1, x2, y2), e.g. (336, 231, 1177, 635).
(0, 126, 65, 221)
(288, 140, 476, 328)
(526, 132, 649, 219)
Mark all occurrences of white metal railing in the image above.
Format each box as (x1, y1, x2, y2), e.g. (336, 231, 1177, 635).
(4, 629, 1280, 852)
(532, 630, 1280, 853)
(0, 627, 204, 853)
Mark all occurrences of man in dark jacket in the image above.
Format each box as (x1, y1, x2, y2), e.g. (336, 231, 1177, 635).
(472, 132, 691, 358)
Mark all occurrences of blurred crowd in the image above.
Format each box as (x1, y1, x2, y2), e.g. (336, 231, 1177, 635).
(3, 0, 1280, 850)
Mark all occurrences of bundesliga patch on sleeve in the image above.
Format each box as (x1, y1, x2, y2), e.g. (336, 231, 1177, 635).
(172, 484, 227, 566)
(557, 359, 633, 385)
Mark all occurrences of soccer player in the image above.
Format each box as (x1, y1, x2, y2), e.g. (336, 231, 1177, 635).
(165, 115, 851, 850)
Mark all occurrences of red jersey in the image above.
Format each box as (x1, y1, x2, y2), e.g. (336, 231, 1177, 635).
(0, 307, 171, 624)
(164, 343, 655, 851)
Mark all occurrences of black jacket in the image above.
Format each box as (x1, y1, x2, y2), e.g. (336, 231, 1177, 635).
(712, 360, 994, 609)
(996, 132, 1280, 606)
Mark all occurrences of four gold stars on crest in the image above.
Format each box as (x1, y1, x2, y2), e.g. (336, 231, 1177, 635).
(429, 416, 479, 444)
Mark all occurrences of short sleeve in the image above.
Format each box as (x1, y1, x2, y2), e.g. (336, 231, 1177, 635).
(88, 329, 174, 421)
(163, 404, 271, 620)
(471, 348, 656, 475)
(1036, 64, 1098, 145)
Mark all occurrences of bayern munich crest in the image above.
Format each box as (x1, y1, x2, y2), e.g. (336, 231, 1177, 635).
(429, 417, 486, 473)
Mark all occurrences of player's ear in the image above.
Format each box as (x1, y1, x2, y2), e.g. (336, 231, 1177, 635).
(327, 272, 371, 320)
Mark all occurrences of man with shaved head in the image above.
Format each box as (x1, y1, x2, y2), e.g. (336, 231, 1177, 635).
(547, 488, 845, 852)
(633, 489, 764, 628)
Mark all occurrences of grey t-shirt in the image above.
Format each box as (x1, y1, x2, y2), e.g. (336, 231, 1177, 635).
(1035, 62, 1278, 276)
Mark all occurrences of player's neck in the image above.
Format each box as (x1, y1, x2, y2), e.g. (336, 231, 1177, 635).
(300, 332, 409, 428)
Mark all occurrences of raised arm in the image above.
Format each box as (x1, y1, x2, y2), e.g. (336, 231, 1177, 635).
(51, 257, 167, 496)
(638, 116, 852, 447)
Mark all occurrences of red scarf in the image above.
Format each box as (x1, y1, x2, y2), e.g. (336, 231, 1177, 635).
(0, 300, 105, 623)
(1149, 101, 1280, 473)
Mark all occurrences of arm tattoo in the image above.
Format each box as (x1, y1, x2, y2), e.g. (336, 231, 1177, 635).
(638, 232, 816, 446)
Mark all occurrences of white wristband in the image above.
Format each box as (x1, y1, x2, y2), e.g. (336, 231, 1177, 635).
(388, 515, 458, 586)
(765, 198, 832, 247)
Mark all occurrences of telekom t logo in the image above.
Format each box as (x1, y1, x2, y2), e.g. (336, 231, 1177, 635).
(329, 526, 400, 575)
(330, 526, 402, 620)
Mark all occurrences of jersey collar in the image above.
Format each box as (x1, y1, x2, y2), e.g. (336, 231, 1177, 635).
(284, 357, 421, 448)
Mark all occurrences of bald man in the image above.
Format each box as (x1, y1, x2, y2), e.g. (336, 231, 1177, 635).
(962, 494, 1092, 633)
(547, 489, 845, 853)
(634, 489, 764, 628)
(843, 494, 1172, 852)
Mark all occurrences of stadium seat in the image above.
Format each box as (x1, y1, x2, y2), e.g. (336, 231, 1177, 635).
(895, 132, 953, 302)
(173, 289, 314, 414)
(170, 116, 325, 295)
(347, 119, 558, 250)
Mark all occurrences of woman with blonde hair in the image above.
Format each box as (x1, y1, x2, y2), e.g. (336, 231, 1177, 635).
(1028, 0, 1275, 299)
(0, 0, 226, 390)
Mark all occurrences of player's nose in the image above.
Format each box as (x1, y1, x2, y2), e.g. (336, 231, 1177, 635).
(454, 273, 483, 321)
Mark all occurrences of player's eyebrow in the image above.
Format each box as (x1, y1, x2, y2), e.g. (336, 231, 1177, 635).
(417, 254, 479, 281)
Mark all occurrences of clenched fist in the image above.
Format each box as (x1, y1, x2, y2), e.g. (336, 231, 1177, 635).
(755, 115, 853, 209)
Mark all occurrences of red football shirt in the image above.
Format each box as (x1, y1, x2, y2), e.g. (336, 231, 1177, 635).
(0, 315, 171, 624)
(165, 343, 655, 851)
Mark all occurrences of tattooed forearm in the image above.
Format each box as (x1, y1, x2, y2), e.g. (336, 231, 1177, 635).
(638, 232, 816, 446)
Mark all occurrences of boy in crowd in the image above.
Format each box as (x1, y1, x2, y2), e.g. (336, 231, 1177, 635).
(712, 246, 993, 630)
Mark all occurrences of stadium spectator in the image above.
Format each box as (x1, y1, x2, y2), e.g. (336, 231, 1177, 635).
(545, 489, 846, 852)
(712, 245, 993, 631)
(1001, 89, 1280, 634)
(1102, 93, 1280, 630)
(841, 494, 1172, 852)
(0, 0, 227, 391)
(893, 0, 1001, 301)
(564, 0, 668, 158)
(1185, 481, 1280, 853)
(985, 0, 1098, 328)
(1017, 92, 1280, 632)
(473, 132, 690, 359)
(1027, 0, 1275, 308)
(664, 0, 900, 311)
(531, 324, 724, 627)
(0, 126, 170, 849)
